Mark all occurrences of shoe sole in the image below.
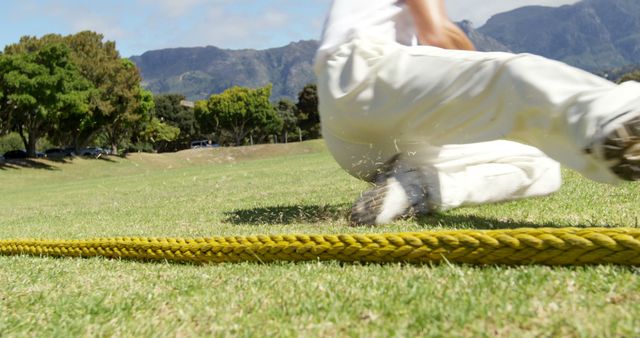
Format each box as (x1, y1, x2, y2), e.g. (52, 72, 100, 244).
(349, 185, 389, 226)
(603, 115, 640, 180)
(349, 173, 430, 226)
(349, 155, 400, 226)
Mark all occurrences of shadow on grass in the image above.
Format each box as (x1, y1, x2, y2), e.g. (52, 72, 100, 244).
(416, 213, 601, 230)
(59, 154, 118, 163)
(223, 204, 350, 225)
(0, 155, 118, 171)
(0, 159, 58, 171)
(94, 155, 117, 163)
(223, 203, 605, 229)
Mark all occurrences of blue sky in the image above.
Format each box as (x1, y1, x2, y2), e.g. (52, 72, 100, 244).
(0, 0, 580, 57)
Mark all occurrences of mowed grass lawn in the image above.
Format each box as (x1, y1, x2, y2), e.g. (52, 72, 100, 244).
(1, 140, 640, 337)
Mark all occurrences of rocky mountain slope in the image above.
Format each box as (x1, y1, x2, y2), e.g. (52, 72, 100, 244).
(131, 0, 640, 100)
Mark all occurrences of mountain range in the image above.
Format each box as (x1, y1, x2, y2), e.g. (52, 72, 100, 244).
(131, 0, 640, 101)
(130, 40, 317, 102)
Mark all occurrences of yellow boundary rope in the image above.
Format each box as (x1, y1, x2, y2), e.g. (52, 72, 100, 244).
(2, 227, 640, 265)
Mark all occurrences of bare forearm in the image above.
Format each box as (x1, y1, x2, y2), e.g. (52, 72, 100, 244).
(405, 0, 475, 50)
(405, 0, 447, 46)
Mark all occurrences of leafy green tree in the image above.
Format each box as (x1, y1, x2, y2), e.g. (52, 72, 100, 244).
(100, 60, 146, 155)
(0, 43, 90, 157)
(275, 99, 298, 143)
(5, 32, 146, 154)
(194, 99, 212, 130)
(201, 84, 278, 146)
(153, 94, 201, 151)
(65, 32, 143, 154)
(0, 54, 7, 136)
(3, 34, 62, 55)
(194, 99, 231, 144)
(140, 116, 181, 150)
(4, 34, 87, 151)
(127, 89, 180, 152)
(0, 132, 24, 154)
(295, 83, 320, 140)
(252, 106, 283, 144)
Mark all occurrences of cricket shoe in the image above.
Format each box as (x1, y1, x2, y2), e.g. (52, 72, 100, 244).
(349, 157, 430, 226)
(598, 110, 640, 180)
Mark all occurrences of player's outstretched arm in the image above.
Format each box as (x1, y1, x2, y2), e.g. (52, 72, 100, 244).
(405, 0, 475, 50)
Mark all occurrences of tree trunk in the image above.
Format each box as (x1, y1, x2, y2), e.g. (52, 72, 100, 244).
(18, 125, 28, 151)
(73, 134, 81, 155)
(106, 129, 118, 156)
(27, 130, 37, 158)
(25, 114, 40, 158)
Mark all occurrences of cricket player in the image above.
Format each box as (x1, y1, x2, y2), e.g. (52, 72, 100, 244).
(314, 0, 640, 225)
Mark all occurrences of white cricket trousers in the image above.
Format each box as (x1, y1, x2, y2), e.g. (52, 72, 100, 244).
(316, 36, 640, 211)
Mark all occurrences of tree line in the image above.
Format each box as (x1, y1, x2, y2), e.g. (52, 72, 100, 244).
(0, 31, 162, 157)
(127, 82, 320, 153)
(0, 32, 321, 158)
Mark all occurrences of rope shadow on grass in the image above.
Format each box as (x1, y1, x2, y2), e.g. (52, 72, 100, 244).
(416, 213, 620, 230)
(223, 204, 350, 225)
(222, 203, 622, 229)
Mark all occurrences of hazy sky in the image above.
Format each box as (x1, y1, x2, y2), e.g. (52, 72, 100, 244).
(447, 0, 580, 25)
(0, 0, 581, 57)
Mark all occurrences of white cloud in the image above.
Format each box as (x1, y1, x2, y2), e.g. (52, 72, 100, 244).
(173, 6, 293, 49)
(16, 1, 127, 40)
(67, 13, 127, 40)
(137, 0, 208, 18)
(446, 0, 582, 27)
(263, 9, 290, 27)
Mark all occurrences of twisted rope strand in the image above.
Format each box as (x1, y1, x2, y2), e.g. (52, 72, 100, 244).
(2, 228, 640, 265)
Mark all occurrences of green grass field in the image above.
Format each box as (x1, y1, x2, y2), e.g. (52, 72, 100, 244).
(1, 140, 640, 337)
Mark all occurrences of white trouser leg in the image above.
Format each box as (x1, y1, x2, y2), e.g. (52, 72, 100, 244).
(324, 131, 561, 210)
(318, 37, 640, 184)
(403, 141, 561, 210)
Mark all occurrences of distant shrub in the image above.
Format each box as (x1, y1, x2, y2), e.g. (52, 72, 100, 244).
(0, 133, 24, 155)
(0, 133, 56, 155)
(126, 141, 155, 154)
(37, 138, 54, 153)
